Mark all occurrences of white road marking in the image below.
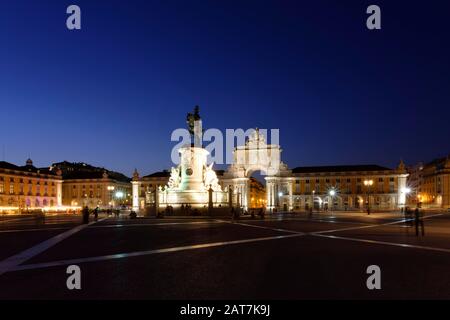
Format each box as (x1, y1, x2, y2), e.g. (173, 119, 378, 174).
(0, 227, 70, 233)
(90, 220, 224, 229)
(10, 233, 305, 272)
(313, 213, 444, 234)
(216, 219, 303, 234)
(0, 218, 107, 276)
(0, 220, 81, 228)
(0, 216, 37, 224)
(238, 217, 369, 226)
(2, 213, 447, 274)
(312, 219, 406, 234)
(312, 233, 450, 254)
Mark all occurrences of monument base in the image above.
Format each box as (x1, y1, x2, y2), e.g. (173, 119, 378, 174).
(159, 189, 228, 209)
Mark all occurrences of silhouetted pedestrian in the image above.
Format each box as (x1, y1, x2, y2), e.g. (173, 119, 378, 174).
(82, 206, 89, 224)
(36, 210, 45, 224)
(405, 207, 413, 228)
(93, 207, 99, 221)
(259, 208, 265, 219)
(415, 208, 424, 236)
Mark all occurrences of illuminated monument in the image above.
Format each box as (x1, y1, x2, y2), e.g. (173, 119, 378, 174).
(131, 107, 290, 215)
(157, 107, 228, 210)
(131, 107, 411, 215)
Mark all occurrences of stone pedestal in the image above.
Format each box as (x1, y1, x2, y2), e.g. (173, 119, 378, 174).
(179, 146, 209, 191)
(159, 145, 228, 210)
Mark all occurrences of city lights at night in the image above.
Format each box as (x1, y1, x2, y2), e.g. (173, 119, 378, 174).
(0, 0, 449, 316)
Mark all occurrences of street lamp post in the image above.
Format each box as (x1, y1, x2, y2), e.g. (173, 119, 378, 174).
(107, 186, 115, 209)
(401, 187, 411, 211)
(328, 189, 336, 215)
(311, 190, 315, 214)
(115, 190, 124, 207)
(278, 192, 283, 212)
(364, 179, 374, 215)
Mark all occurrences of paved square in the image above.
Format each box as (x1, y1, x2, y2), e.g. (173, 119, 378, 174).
(0, 211, 449, 299)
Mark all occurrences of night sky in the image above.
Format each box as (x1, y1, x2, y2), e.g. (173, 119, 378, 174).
(1, 0, 449, 177)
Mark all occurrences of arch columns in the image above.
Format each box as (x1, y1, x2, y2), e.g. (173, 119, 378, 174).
(132, 169, 141, 212)
(265, 177, 277, 212)
(132, 181, 141, 212)
(397, 174, 408, 208)
(231, 178, 249, 211)
(287, 178, 294, 211)
(56, 180, 63, 207)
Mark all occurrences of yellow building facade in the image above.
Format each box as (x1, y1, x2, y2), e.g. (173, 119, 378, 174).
(249, 177, 266, 209)
(416, 157, 450, 208)
(0, 159, 62, 213)
(54, 161, 132, 209)
(287, 163, 408, 211)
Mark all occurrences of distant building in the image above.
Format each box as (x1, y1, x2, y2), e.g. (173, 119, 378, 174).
(249, 177, 266, 208)
(288, 162, 408, 211)
(405, 162, 424, 207)
(133, 169, 170, 210)
(53, 161, 131, 209)
(411, 156, 450, 208)
(0, 159, 62, 212)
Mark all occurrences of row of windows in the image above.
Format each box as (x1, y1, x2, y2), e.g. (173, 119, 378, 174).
(69, 184, 130, 190)
(68, 189, 129, 198)
(0, 197, 55, 207)
(0, 177, 55, 185)
(295, 177, 395, 184)
(0, 183, 54, 196)
(72, 185, 103, 189)
(293, 186, 396, 194)
(72, 191, 102, 198)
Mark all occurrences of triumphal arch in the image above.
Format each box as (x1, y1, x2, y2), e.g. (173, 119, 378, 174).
(221, 128, 293, 212)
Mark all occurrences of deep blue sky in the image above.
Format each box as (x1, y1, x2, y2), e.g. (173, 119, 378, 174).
(1, 0, 449, 176)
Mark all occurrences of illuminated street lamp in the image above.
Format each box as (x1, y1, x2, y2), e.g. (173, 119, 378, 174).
(363, 179, 374, 215)
(400, 187, 412, 209)
(328, 189, 336, 214)
(115, 191, 124, 207)
(115, 191, 124, 199)
(401, 187, 411, 194)
(417, 193, 423, 208)
(277, 192, 283, 211)
(107, 186, 115, 207)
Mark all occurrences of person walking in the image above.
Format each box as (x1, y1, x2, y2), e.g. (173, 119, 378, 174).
(82, 206, 89, 224)
(414, 207, 425, 236)
(93, 206, 99, 221)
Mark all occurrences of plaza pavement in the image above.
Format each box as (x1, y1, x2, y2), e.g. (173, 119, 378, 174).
(0, 210, 449, 299)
